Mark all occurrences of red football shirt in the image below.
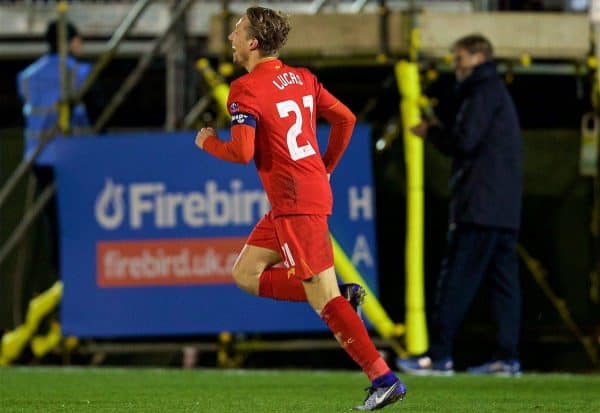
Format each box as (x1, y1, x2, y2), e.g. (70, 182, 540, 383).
(226, 59, 341, 217)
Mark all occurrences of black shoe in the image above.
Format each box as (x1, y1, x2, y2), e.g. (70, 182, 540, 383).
(339, 283, 366, 313)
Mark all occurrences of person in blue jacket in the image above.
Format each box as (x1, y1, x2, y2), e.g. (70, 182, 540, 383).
(17, 19, 91, 159)
(16, 19, 92, 279)
(397, 34, 524, 376)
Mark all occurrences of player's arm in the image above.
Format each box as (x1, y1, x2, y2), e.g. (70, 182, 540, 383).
(194, 80, 258, 164)
(195, 124, 255, 164)
(319, 90, 356, 174)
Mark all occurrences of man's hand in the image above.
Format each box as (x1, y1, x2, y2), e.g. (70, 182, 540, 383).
(195, 127, 217, 149)
(410, 121, 429, 139)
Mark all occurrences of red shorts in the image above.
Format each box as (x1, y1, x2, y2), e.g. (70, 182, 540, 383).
(246, 212, 334, 280)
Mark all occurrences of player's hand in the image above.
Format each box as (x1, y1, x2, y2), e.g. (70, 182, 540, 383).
(195, 127, 217, 149)
(410, 121, 429, 139)
(327, 173, 331, 182)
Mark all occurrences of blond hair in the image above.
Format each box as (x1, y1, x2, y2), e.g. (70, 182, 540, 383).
(245, 7, 291, 57)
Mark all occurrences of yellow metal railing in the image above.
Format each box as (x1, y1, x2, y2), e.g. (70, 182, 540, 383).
(196, 58, 231, 119)
(0, 281, 64, 365)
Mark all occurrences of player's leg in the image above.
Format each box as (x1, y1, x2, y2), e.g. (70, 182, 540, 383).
(236, 213, 365, 304)
(232, 212, 307, 300)
(304, 268, 405, 410)
(231, 243, 283, 294)
(303, 268, 386, 371)
(274, 214, 405, 409)
(234, 243, 366, 305)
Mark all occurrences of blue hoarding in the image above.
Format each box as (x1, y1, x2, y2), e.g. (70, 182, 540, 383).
(44, 124, 377, 338)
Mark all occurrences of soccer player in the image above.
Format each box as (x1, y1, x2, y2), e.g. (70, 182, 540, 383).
(194, 6, 406, 411)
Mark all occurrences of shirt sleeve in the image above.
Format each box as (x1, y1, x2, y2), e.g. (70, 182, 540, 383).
(227, 79, 260, 120)
(202, 79, 258, 164)
(202, 124, 255, 164)
(317, 85, 356, 173)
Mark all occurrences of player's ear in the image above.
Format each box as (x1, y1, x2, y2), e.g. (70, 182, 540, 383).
(249, 38, 259, 51)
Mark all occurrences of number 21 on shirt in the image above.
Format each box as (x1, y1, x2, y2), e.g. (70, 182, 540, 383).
(276, 95, 316, 161)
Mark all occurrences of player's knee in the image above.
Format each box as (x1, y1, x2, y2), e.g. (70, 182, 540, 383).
(231, 262, 256, 293)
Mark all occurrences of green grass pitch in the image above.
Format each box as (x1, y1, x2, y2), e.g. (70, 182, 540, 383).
(1, 367, 599, 412)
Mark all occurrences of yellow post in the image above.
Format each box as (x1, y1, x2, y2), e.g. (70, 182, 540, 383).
(395, 61, 428, 355)
(0, 281, 63, 364)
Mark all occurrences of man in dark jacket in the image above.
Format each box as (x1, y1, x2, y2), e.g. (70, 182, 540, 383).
(396, 34, 523, 376)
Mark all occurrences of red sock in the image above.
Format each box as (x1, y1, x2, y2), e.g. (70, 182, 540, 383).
(258, 267, 307, 301)
(321, 296, 391, 380)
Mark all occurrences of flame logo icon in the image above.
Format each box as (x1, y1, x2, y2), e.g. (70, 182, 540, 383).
(95, 178, 125, 230)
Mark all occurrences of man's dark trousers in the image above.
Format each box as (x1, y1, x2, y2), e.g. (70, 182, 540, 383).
(428, 223, 521, 362)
